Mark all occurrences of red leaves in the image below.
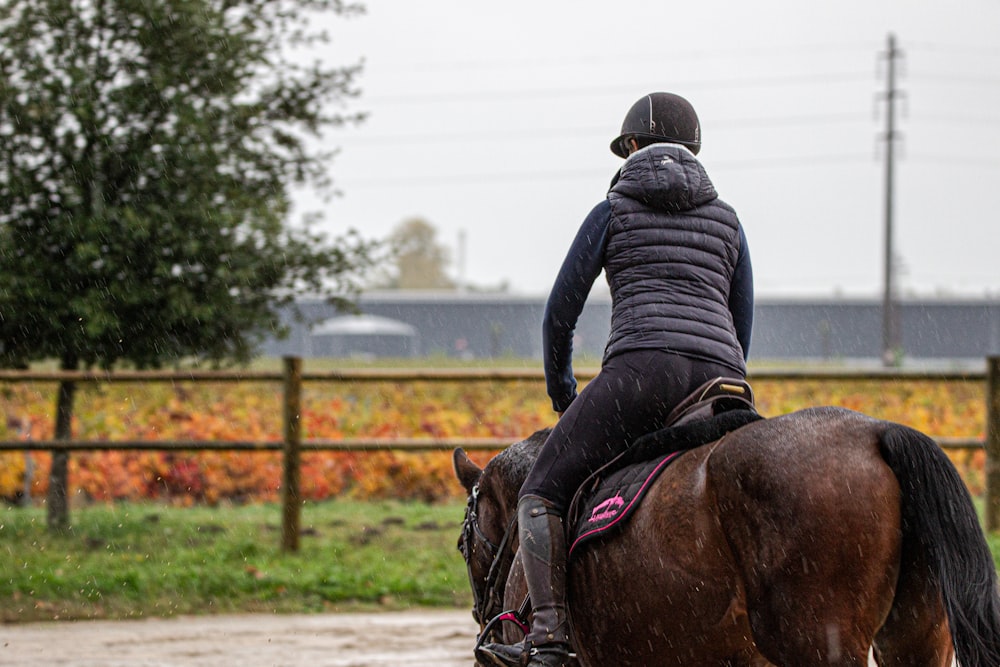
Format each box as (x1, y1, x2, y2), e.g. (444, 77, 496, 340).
(0, 378, 984, 504)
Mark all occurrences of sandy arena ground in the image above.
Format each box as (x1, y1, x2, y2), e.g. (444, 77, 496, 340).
(0, 610, 899, 666)
(0, 610, 480, 667)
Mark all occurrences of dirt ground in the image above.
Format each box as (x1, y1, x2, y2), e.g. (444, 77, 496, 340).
(0, 610, 897, 666)
(0, 610, 480, 667)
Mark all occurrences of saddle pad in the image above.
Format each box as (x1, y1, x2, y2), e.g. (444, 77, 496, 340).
(566, 409, 763, 559)
(568, 450, 683, 558)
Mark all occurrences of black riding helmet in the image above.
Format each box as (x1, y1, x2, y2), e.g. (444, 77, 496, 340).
(610, 92, 701, 158)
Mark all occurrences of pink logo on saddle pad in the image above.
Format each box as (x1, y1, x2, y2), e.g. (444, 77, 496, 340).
(589, 494, 625, 522)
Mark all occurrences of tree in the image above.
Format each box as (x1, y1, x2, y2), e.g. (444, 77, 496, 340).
(0, 0, 375, 528)
(375, 217, 455, 289)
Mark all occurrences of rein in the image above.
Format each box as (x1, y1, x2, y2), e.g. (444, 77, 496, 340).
(460, 484, 528, 640)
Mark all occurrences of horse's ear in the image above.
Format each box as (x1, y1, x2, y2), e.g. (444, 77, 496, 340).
(453, 448, 482, 494)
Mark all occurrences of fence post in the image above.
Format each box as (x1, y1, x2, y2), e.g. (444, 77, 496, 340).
(281, 356, 303, 552)
(47, 378, 77, 531)
(988, 356, 1000, 532)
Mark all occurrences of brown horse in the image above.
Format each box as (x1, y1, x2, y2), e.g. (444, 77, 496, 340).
(453, 406, 1000, 666)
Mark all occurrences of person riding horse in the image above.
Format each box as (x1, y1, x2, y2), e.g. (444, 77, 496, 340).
(477, 92, 754, 667)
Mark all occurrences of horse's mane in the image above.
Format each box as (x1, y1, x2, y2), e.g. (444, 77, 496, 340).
(482, 428, 551, 500)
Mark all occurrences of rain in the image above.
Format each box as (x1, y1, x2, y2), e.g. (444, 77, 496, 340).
(0, 0, 998, 666)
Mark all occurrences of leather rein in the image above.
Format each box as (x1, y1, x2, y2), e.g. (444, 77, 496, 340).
(459, 484, 529, 642)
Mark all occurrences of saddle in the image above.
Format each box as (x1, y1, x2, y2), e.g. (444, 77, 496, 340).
(664, 376, 756, 428)
(566, 377, 762, 558)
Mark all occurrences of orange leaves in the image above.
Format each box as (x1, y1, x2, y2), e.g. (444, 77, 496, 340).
(752, 380, 986, 438)
(0, 377, 988, 504)
(0, 452, 27, 501)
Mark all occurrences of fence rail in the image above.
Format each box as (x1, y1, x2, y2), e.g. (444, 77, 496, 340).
(0, 435, 984, 453)
(1, 357, 998, 549)
(0, 437, 522, 452)
(0, 366, 988, 382)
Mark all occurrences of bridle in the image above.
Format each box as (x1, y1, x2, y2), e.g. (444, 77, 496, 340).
(459, 484, 529, 643)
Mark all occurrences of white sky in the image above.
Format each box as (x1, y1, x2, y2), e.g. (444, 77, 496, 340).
(292, 1, 1000, 298)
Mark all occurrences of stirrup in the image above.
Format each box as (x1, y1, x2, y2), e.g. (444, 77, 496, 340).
(475, 641, 525, 667)
(476, 642, 574, 667)
(527, 645, 575, 667)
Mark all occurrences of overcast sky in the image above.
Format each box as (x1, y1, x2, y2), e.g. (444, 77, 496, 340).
(293, 1, 1000, 299)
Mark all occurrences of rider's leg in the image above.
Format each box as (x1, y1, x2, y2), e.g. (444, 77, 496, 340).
(478, 495, 571, 667)
(479, 351, 734, 667)
(519, 495, 570, 651)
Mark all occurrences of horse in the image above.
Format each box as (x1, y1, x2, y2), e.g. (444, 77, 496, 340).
(453, 406, 1000, 666)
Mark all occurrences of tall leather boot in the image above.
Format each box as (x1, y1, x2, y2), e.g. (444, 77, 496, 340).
(477, 495, 572, 667)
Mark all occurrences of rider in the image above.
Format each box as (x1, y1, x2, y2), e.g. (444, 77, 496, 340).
(477, 92, 754, 667)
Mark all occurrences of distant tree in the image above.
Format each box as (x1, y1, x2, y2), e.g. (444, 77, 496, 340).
(375, 218, 455, 289)
(0, 0, 375, 529)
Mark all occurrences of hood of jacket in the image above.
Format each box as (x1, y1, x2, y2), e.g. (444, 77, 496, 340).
(610, 143, 717, 212)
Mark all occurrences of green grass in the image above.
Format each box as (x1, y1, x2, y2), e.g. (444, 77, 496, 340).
(0, 500, 471, 623)
(5, 498, 1000, 625)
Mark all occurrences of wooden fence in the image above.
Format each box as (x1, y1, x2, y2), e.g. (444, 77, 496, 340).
(1, 356, 998, 549)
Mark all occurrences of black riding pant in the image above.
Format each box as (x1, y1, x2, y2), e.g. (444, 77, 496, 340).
(520, 349, 738, 513)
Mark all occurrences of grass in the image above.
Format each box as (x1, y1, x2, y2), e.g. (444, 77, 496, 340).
(0, 499, 471, 623)
(4, 497, 1000, 625)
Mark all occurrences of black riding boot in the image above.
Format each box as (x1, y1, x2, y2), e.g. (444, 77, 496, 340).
(477, 495, 572, 667)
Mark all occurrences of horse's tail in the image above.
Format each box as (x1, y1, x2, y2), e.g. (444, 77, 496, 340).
(878, 424, 1000, 667)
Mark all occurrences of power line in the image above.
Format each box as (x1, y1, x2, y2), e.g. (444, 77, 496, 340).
(340, 154, 874, 189)
(909, 72, 1000, 86)
(907, 154, 1000, 169)
(365, 72, 873, 106)
(337, 105, 996, 149)
(712, 154, 872, 171)
(906, 41, 1000, 59)
(341, 112, 872, 146)
(919, 113, 1000, 126)
(333, 107, 995, 151)
(712, 112, 871, 128)
(384, 41, 879, 74)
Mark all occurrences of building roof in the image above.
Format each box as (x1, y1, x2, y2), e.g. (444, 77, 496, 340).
(312, 314, 416, 337)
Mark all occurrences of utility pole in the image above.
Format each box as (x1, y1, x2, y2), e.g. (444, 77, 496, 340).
(457, 229, 467, 292)
(879, 33, 904, 366)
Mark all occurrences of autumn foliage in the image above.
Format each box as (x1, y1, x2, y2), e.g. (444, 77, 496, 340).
(0, 376, 988, 505)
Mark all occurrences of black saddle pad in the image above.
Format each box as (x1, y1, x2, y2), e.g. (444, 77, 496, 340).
(567, 409, 763, 559)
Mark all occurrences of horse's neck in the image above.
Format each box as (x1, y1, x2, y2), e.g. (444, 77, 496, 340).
(490, 461, 530, 527)
(490, 428, 549, 525)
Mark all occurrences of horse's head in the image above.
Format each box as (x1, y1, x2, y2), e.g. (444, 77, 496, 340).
(452, 429, 550, 634)
(453, 447, 512, 632)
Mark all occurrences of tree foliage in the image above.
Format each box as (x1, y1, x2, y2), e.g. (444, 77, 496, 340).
(0, 0, 375, 370)
(375, 217, 455, 290)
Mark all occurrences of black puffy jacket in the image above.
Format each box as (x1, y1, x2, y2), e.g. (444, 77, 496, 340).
(604, 144, 746, 375)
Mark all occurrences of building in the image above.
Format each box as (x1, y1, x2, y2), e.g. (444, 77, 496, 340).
(261, 291, 1000, 364)
(308, 314, 417, 359)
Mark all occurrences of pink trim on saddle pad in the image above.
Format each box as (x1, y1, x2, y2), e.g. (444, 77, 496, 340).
(568, 451, 682, 558)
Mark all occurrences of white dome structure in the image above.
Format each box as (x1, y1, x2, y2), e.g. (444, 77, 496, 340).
(309, 314, 418, 358)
